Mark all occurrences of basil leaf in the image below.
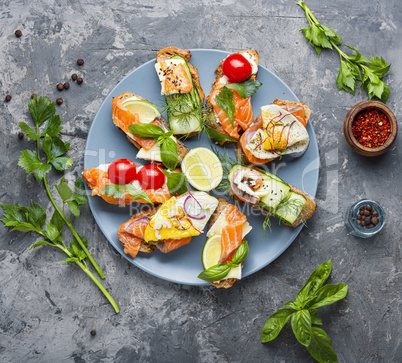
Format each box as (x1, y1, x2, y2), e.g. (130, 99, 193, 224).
(307, 283, 348, 310)
(198, 263, 231, 282)
(261, 308, 295, 343)
(283, 300, 301, 310)
(159, 169, 188, 195)
(291, 309, 312, 347)
(231, 240, 249, 265)
(311, 316, 323, 326)
(215, 86, 235, 128)
(296, 260, 331, 306)
(101, 184, 125, 199)
(306, 327, 337, 363)
(128, 123, 164, 140)
(226, 79, 262, 98)
(125, 184, 153, 204)
(205, 126, 237, 144)
(160, 137, 178, 170)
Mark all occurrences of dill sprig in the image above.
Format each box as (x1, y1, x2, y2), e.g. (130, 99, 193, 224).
(162, 93, 202, 128)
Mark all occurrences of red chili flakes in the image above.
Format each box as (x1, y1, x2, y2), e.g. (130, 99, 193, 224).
(352, 108, 391, 148)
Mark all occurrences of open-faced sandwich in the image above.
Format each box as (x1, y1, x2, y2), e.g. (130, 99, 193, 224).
(228, 165, 316, 227)
(198, 198, 252, 289)
(155, 47, 205, 137)
(82, 159, 175, 206)
(117, 192, 218, 258)
(237, 100, 311, 164)
(112, 92, 188, 166)
(205, 50, 261, 143)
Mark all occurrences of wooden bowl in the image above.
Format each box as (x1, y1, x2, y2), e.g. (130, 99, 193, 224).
(343, 100, 398, 156)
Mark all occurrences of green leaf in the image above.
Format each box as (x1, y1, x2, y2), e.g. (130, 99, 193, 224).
(336, 61, 357, 95)
(41, 115, 63, 137)
(307, 283, 348, 310)
(344, 45, 368, 65)
(159, 169, 188, 195)
(68, 234, 88, 262)
(74, 176, 86, 193)
(319, 24, 342, 45)
(72, 193, 88, 205)
(34, 163, 52, 182)
(197, 263, 231, 282)
(67, 200, 80, 218)
(231, 240, 249, 265)
(45, 222, 60, 242)
(55, 179, 73, 202)
(18, 150, 43, 174)
(215, 86, 235, 128)
(296, 260, 332, 306)
(284, 300, 302, 310)
(226, 79, 262, 98)
(19, 122, 39, 140)
(291, 309, 312, 347)
(311, 316, 323, 326)
(101, 184, 126, 199)
(50, 210, 64, 232)
(205, 126, 238, 144)
(300, 23, 332, 51)
(262, 215, 271, 238)
(366, 56, 391, 78)
(12, 222, 38, 233)
(306, 327, 338, 363)
(60, 257, 79, 264)
(43, 136, 70, 162)
(160, 137, 179, 170)
(29, 240, 55, 250)
(261, 308, 295, 342)
(28, 201, 46, 230)
(28, 96, 56, 127)
(128, 123, 165, 140)
(51, 157, 73, 171)
(125, 184, 153, 204)
(0, 203, 28, 227)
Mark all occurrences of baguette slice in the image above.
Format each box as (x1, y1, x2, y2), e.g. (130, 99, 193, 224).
(112, 92, 189, 165)
(205, 50, 259, 142)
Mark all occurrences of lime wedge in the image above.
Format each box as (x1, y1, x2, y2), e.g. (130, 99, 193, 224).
(181, 147, 223, 192)
(202, 234, 222, 269)
(122, 99, 160, 124)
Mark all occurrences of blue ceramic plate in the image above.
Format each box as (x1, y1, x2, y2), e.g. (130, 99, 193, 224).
(84, 49, 319, 285)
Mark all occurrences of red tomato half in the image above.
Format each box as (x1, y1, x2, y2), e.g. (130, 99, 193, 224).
(137, 164, 166, 190)
(222, 54, 252, 83)
(108, 159, 137, 185)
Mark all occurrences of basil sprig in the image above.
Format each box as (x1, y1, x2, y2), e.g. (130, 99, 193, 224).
(128, 124, 179, 170)
(159, 168, 188, 195)
(261, 260, 348, 363)
(101, 184, 153, 204)
(198, 240, 249, 282)
(215, 79, 262, 128)
(205, 126, 238, 144)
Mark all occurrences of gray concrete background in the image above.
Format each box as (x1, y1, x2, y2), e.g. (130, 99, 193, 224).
(0, 0, 401, 362)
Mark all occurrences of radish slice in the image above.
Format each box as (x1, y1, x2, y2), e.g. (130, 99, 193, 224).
(286, 140, 310, 159)
(184, 195, 206, 220)
(246, 130, 257, 143)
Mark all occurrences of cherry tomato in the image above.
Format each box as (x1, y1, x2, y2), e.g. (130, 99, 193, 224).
(222, 54, 252, 83)
(107, 159, 137, 185)
(137, 164, 166, 190)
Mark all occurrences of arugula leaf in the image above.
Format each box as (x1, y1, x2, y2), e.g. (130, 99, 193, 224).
(205, 126, 237, 144)
(261, 308, 295, 342)
(67, 200, 80, 218)
(306, 327, 337, 363)
(159, 169, 187, 195)
(291, 309, 312, 347)
(19, 122, 39, 140)
(160, 137, 179, 170)
(41, 115, 63, 137)
(28, 96, 56, 126)
(128, 123, 165, 140)
(226, 79, 262, 98)
(215, 87, 235, 128)
(125, 184, 153, 204)
(231, 241, 249, 265)
(197, 263, 231, 282)
(55, 179, 73, 202)
(307, 283, 348, 310)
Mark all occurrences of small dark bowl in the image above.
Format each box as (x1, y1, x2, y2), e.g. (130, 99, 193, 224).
(343, 100, 398, 156)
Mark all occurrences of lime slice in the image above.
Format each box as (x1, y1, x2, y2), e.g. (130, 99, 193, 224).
(181, 147, 223, 191)
(202, 234, 222, 269)
(122, 99, 160, 123)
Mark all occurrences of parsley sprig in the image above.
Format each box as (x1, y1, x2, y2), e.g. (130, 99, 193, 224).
(298, 0, 391, 102)
(1, 96, 119, 313)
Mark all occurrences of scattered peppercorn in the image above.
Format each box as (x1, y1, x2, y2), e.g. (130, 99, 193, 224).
(18, 132, 24, 140)
(356, 204, 380, 230)
(15, 30, 22, 38)
(56, 98, 63, 105)
(90, 330, 96, 336)
(77, 77, 83, 85)
(31, 93, 37, 99)
(77, 59, 84, 66)
(5, 95, 11, 102)
(71, 73, 78, 81)
(57, 83, 64, 91)
(63, 82, 70, 90)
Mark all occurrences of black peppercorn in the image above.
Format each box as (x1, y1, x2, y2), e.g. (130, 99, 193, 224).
(364, 216, 371, 225)
(57, 83, 64, 91)
(18, 132, 24, 140)
(371, 217, 379, 225)
(31, 93, 37, 99)
(90, 330, 96, 336)
(366, 205, 372, 211)
(71, 73, 78, 81)
(77, 59, 84, 66)
(5, 95, 11, 102)
(363, 210, 370, 216)
(56, 98, 63, 105)
(372, 211, 378, 217)
(357, 214, 362, 220)
(77, 77, 83, 85)
(15, 30, 22, 38)
(63, 82, 70, 90)
(359, 210, 364, 216)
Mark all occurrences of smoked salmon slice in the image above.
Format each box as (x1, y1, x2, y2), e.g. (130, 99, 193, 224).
(219, 205, 247, 263)
(156, 237, 192, 253)
(118, 216, 150, 258)
(82, 167, 171, 206)
(159, 60, 193, 94)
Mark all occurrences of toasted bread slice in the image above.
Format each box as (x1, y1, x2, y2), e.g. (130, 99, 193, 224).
(112, 91, 189, 165)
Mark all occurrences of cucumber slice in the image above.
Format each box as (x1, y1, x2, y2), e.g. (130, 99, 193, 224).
(274, 192, 306, 225)
(258, 177, 291, 211)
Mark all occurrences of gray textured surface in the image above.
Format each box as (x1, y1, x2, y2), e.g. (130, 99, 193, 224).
(0, 0, 401, 362)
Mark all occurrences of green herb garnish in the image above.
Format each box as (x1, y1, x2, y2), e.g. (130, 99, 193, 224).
(101, 183, 153, 204)
(159, 168, 188, 195)
(261, 260, 348, 363)
(298, 0, 391, 102)
(201, 106, 238, 144)
(1, 96, 119, 313)
(128, 123, 179, 170)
